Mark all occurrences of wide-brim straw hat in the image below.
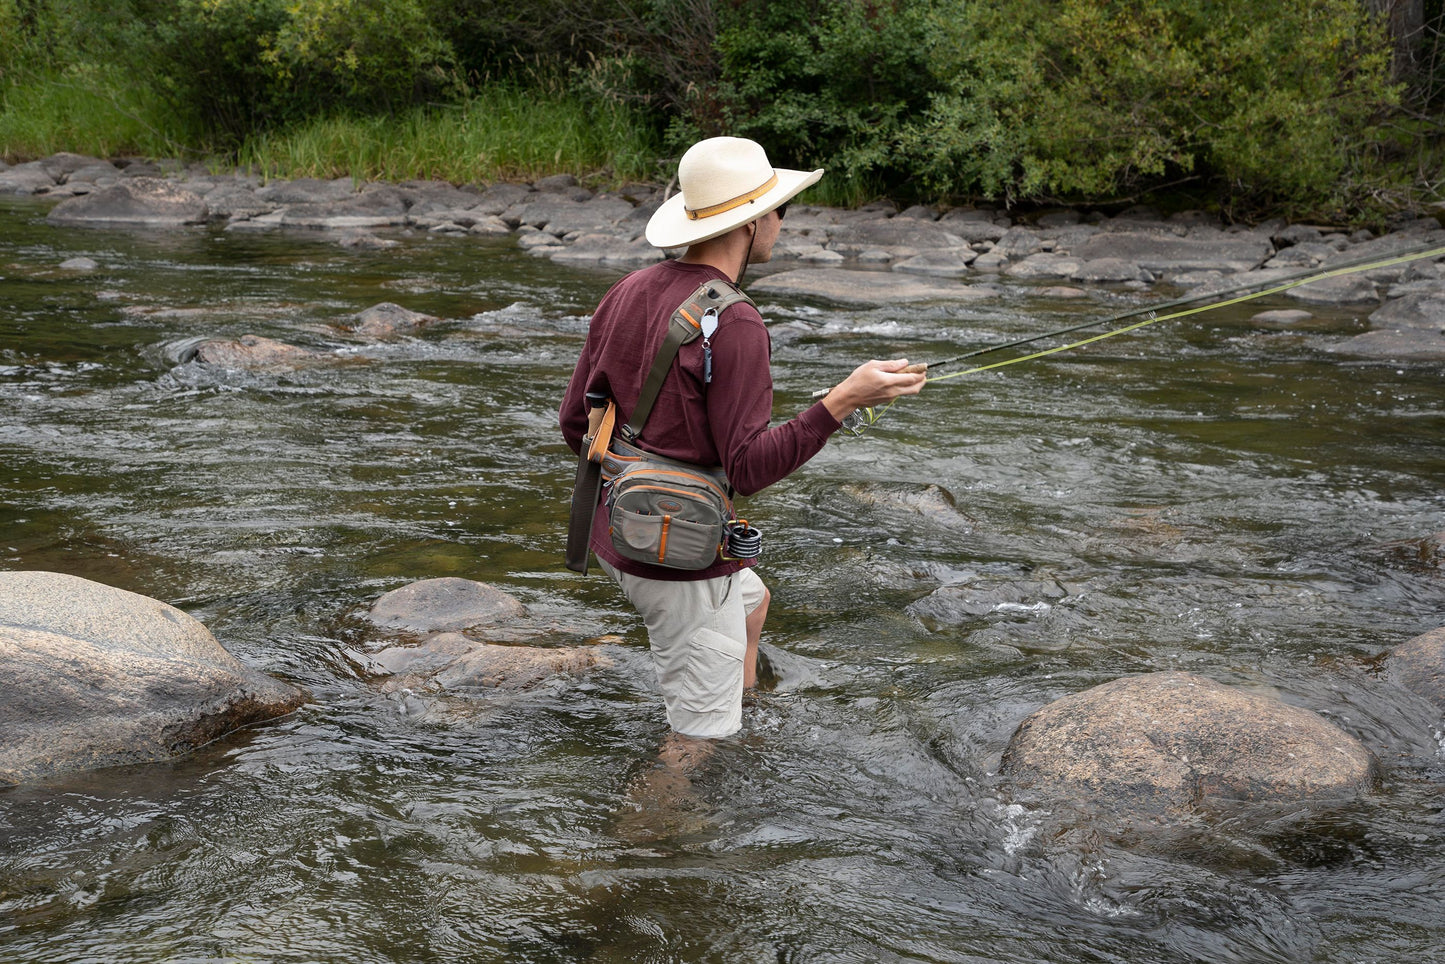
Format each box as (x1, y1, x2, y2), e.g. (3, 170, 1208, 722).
(645, 137, 823, 249)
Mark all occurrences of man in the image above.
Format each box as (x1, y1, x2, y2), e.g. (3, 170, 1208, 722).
(559, 135, 924, 741)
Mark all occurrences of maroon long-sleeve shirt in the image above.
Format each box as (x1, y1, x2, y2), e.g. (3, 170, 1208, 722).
(560, 259, 843, 580)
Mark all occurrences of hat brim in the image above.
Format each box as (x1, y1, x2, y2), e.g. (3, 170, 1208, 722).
(645, 166, 823, 250)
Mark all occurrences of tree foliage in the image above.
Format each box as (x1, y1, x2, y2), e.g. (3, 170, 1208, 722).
(898, 0, 1404, 215)
(0, 0, 1432, 218)
(149, 0, 459, 144)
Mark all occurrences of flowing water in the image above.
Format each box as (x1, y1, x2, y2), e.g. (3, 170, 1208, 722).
(2, 195, 1443, 963)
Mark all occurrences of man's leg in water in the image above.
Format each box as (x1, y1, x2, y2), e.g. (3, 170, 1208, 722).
(741, 571, 769, 689)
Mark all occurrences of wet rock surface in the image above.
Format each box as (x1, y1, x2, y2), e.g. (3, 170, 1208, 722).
(367, 577, 529, 636)
(0, 571, 306, 785)
(1386, 627, 1445, 710)
(46, 177, 209, 226)
(362, 578, 611, 700)
(339, 302, 437, 340)
(4, 152, 1442, 352)
(372, 632, 611, 694)
(191, 334, 330, 370)
(1000, 671, 1380, 817)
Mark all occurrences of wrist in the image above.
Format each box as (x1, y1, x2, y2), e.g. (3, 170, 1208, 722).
(820, 385, 862, 422)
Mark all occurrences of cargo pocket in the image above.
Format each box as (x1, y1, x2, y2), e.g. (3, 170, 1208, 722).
(676, 627, 745, 716)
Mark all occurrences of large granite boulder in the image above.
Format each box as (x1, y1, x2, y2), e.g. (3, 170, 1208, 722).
(1368, 288, 1445, 330)
(0, 160, 58, 194)
(1073, 232, 1272, 274)
(47, 177, 209, 226)
(1001, 671, 1379, 816)
(1386, 627, 1445, 710)
(276, 184, 411, 229)
(0, 571, 306, 785)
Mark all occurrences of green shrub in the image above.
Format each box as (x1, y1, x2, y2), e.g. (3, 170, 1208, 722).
(695, 0, 951, 206)
(424, 0, 634, 82)
(901, 0, 1403, 217)
(152, 0, 460, 146)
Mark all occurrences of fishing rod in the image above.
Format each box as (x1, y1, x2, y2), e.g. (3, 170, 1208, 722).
(843, 239, 1445, 434)
(924, 239, 1445, 375)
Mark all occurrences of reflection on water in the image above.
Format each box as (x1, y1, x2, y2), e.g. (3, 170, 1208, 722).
(2, 196, 1443, 962)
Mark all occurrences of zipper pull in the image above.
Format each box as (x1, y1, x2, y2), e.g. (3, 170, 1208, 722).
(701, 307, 719, 384)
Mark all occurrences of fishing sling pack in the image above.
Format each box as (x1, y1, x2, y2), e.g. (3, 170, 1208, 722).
(565, 279, 754, 573)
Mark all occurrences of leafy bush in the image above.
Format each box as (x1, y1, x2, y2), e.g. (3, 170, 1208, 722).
(0, 0, 1430, 218)
(900, 0, 1403, 216)
(152, 0, 460, 145)
(696, 0, 952, 205)
(424, 0, 634, 81)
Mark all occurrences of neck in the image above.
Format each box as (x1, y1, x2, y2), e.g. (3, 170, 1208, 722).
(679, 225, 753, 283)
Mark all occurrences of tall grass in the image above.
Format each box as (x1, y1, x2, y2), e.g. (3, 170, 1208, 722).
(0, 64, 190, 161)
(2, 65, 665, 191)
(235, 86, 663, 187)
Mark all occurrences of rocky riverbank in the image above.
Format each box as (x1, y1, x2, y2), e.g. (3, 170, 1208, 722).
(4, 151, 1444, 358)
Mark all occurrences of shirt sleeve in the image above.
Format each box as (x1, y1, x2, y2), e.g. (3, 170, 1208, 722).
(706, 304, 842, 496)
(559, 332, 594, 456)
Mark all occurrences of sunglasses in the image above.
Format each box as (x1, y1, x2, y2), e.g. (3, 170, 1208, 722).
(776, 202, 789, 221)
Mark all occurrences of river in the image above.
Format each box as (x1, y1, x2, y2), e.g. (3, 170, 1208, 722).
(2, 196, 1443, 963)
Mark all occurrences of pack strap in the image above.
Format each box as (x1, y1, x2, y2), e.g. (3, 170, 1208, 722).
(619, 280, 753, 442)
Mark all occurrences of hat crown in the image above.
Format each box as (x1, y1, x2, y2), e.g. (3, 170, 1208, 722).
(644, 136, 821, 249)
(677, 137, 776, 214)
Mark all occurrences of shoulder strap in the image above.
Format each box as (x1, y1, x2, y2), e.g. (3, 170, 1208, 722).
(620, 280, 754, 442)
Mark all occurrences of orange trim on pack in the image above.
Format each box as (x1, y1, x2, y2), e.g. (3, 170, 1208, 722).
(659, 516, 671, 561)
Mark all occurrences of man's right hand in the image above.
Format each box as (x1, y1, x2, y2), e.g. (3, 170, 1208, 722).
(818, 359, 926, 423)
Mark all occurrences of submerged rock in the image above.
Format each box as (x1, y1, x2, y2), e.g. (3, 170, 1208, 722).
(1386, 627, 1445, 710)
(1000, 671, 1379, 817)
(342, 302, 437, 339)
(0, 571, 305, 785)
(192, 334, 327, 370)
(367, 577, 528, 636)
(908, 577, 1070, 623)
(372, 632, 610, 693)
(837, 481, 974, 531)
(362, 579, 611, 700)
(1380, 530, 1445, 570)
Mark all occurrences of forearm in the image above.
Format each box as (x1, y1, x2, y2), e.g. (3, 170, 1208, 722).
(717, 400, 840, 496)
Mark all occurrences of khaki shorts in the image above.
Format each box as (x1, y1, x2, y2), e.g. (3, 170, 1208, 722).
(600, 561, 767, 738)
